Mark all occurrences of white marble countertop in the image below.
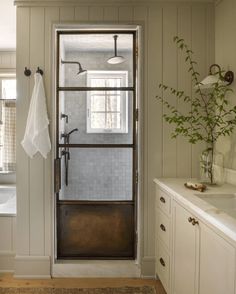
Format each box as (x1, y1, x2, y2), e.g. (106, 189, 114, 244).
(154, 178, 236, 244)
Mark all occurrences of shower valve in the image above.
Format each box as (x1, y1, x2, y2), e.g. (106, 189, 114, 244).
(61, 150, 70, 160)
(61, 113, 68, 123)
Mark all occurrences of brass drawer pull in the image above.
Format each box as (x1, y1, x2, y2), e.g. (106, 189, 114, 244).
(160, 224, 166, 232)
(159, 257, 165, 267)
(192, 219, 199, 226)
(188, 217, 199, 226)
(160, 196, 166, 203)
(188, 217, 193, 223)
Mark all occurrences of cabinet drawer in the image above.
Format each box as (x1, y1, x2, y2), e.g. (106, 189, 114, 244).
(157, 208, 170, 249)
(156, 241, 170, 292)
(157, 188, 171, 216)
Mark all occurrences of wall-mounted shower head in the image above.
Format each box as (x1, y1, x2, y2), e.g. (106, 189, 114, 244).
(61, 59, 87, 76)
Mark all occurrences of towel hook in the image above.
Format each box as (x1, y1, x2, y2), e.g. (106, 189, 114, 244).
(24, 67, 31, 77)
(36, 67, 43, 75)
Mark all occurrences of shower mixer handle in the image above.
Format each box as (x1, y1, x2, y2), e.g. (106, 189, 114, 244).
(61, 113, 68, 123)
(61, 150, 70, 160)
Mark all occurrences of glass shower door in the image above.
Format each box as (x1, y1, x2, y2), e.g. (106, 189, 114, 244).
(55, 30, 137, 259)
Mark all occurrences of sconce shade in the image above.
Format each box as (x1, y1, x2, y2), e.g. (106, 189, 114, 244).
(197, 64, 234, 89)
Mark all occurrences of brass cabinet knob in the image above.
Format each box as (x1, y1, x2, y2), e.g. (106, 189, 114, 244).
(160, 224, 166, 232)
(159, 257, 165, 267)
(188, 217, 194, 223)
(160, 196, 166, 203)
(192, 219, 199, 226)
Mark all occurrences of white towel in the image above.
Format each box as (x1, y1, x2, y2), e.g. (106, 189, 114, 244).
(21, 73, 51, 159)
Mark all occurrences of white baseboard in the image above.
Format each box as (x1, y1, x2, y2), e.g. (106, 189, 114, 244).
(0, 251, 15, 272)
(52, 260, 141, 278)
(141, 256, 155, 278)
(14, 255, 51, 279)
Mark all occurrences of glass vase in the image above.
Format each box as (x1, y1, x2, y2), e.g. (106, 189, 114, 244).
(200, 147, 224, 185)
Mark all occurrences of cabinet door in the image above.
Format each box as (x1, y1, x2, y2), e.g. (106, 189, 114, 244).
(199, 222, 235, 294)
(172, 201, 199, 294)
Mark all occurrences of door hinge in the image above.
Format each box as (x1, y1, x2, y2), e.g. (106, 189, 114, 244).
(136, 170, 139, 184)
(135, 109, 139, 121)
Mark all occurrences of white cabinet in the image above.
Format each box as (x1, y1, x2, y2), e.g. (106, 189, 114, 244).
(155, 187, 172, 293)
(172, 200, 235, 294)
(199, 222, 235, 294)
(172, 201, 199, 294)
(154, 181, 236, 294)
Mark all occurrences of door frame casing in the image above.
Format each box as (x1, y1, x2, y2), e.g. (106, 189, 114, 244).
(51, 23, 144, 276)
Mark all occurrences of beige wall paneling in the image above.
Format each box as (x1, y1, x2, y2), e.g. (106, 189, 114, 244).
(89, 6, 104, 21)
(0, 217, 12, 251)
(143, 6, 163, 276)
(146, 5, 163, 255)
(215, 0, 236, 170)
(29, 7, 45, 256)
(44, 7, 60, 257)
(75, 7, 89, 21)
(162, 6, 178, 177)
(118, 6, 133, 22)
(59, 7, 75, 21)
(176, 6, 192, 177)
(103, 6, 119, 21)
(16, 7, 30, 256)
(191, 5, 207, 178)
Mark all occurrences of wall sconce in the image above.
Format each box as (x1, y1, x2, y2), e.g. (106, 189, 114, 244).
(199, 64, 234, 89)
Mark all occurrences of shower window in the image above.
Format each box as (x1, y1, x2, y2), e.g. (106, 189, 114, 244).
(86, 71, 128, 133)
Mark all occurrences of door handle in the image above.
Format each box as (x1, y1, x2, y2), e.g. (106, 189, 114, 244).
(54, 158, 61, 193)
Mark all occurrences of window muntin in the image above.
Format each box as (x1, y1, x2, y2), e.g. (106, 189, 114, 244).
(87, 71, 128, 133)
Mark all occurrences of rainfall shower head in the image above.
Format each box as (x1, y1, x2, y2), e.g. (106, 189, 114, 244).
(107, 35, 125, 65)
(61, 60, 87, 75)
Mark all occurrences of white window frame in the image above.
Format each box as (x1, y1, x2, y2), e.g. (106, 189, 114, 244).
(86, 70, 128, 134)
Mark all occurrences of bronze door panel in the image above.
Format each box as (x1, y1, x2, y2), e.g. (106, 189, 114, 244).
(57, 203, 135, 259)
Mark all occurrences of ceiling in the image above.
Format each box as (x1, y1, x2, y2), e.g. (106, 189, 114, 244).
(0, 0, 16, 50)
(61, 34, 133, 52)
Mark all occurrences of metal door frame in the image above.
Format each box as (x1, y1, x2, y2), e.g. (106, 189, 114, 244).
(54, 29, 138, 260)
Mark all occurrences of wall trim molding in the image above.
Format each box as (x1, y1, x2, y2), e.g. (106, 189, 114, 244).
(14, 0, 216, 7)
(14, 255, 51, 278)
(141, 256, 155, 278)
(0, 251, 15, 273)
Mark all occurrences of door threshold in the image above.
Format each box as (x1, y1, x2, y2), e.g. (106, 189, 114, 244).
(52, 260, 141, 278)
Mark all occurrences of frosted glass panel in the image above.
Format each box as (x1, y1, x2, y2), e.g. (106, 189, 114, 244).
(59, 148, 133, 201)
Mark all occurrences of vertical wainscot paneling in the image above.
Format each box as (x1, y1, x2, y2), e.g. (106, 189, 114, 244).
(15, 0, 215, 278)
(16, 7, 30, 256)
(29, 7, 45, 256)
(176, 6, 192, 177)
(44, 6, 60, 256)
(162, 6, 178, 177)
(191, 6, 207, 178)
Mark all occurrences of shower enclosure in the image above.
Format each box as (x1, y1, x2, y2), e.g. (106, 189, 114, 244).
(55, 30, 138, 259)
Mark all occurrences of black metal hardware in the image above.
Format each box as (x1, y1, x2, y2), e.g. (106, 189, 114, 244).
(24, 67, 31, 76)
(160, 196, 166, 204)
(54, 158, 61, 193)
(209, 63, 234, 85)
(61, 113, 69, 123)
(36, 67, 43, 75)
(159, 257, 165, 267)
(160, 224, 166, 232)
